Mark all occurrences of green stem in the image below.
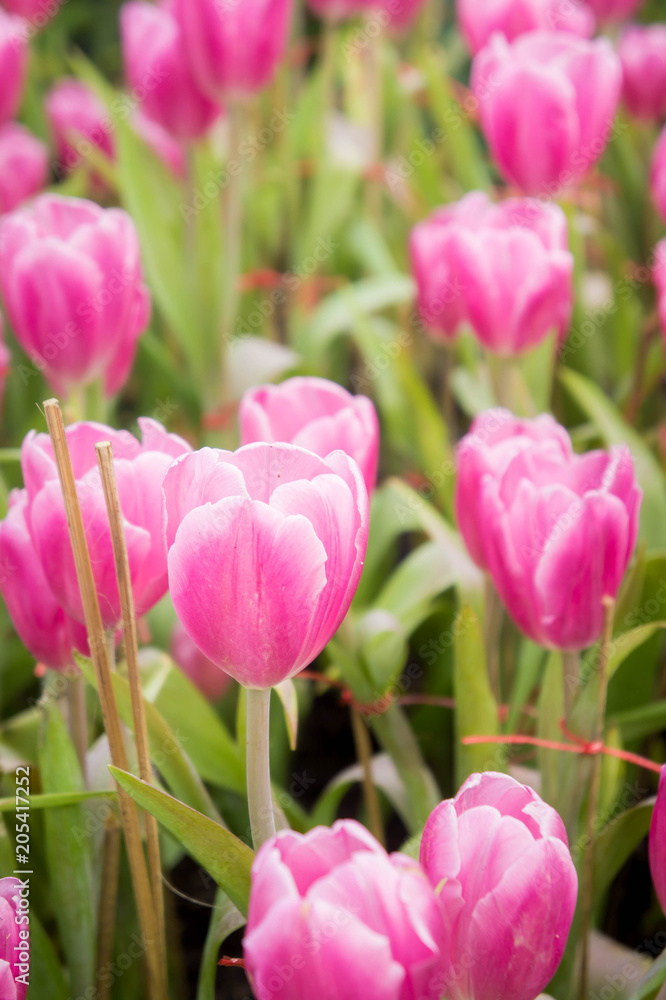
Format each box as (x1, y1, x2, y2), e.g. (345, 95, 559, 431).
(484, 574, 503, 704)
(246, 688, 276, 849)
(370, 702, 440, 832)
(351, 706, 385, 846)
(67, 672, 88, 783)
(221, 101, 245, 393)
(562, 650, 581, 722)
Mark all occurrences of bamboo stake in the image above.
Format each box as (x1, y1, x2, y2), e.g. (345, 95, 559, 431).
(95, 442, 167, 972)
(42, 400, 166, 1000)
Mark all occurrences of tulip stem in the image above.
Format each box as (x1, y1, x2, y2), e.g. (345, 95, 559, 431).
(484, 575, 503, 704)
(370, 703, 440, 832)
(579, 596, 616, 1000)
(246, 688, 276, 849)
(562, 650, 581, 721)
(66, 672, 88, 782)
(221, 100, 245, 393)
(350, 706, 385, 847)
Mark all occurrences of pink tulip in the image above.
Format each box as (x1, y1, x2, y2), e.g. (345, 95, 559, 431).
(1, 0, 61, 25)
(0, 122, 49, 215)
(456, 408, 572, 570)
(45, 78, 114, 176)
(131, 109, 186, 178)
(619, 25, 666, 122)
(651, 128, 666, 225)
(379, 0, 427, 29)
(171, 620, 231, 701)
(174, 0, 294, 101)
(239, 376, 380, 496)
(121, 0, 221, 142)
(410, 192, 574, 353)
(0, 311, 10, 411)
(244, 819, 444, 1000)
(0, 193, 151, 397)
(420, 772, 577, 1000)
(649, 766, 666, 917)
(0, 490, 88, 671)
(305, 0, 371, 19)
(457, 0, 595, 55)
(0, 877, 29, 1000)
(457, 409, 642, 650)
(163, 443, 369, 688)
(654, 239, 666, 340)
(472, 31, 622, 196)
(583, 0, 643, 21)
(22, 418, 191, 629)
(0, 9, 27, 127)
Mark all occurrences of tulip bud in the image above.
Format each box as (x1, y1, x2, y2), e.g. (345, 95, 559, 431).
(0, 9, 27, 127)
(472, 31, 622, 196)
(649, 766, 666, 917)
(171, 620, 231, 701)
(120, 0, 222, 143)
(45, 78, 114, 177)
(174, 0, 294, 101)
(619, 24, 666, 123)
(0, 193, 151, 397)
(0, 490, 88, 671)
(456, 409, 642, 651)
(1, 0, 61, 24)
(0, 877, 29, 1000)
(0, 122, 49, 215)
(410, 192, 574, 353)
(163, 443, 369, 689)
(651, 128, 666, 225)
(420, 772, 577, 1000)
(457, 0, 595, 55)
(583, 0, 643, 21)
(244, 819, 444, 1000)
(131, 109, 186, 178)
(239, 376, 380, 496)
(21, 418, 192, 630)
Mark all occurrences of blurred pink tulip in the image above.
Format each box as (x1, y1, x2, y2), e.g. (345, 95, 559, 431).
(620, 24, 666, 122)
(0, 194, 151, 397)
(583, 0, 643, 21)
(654, 239, 666, 339)
(1, 0, 61, 24)
(174, 0, 294, 100)
(171, 620, 231, 701)
(0, 311, 10, 410)
(45, 78, 114, 176)
(0, 490, 88, 671)
(244, 819, 444, 1000)
(131, 109, 186, 178)
(163, 443, 369, 688)
(0, 877, 29, 1000)
(649, 766, 666, 916)
(239, 376, 380, 495)
(651, 128, 666, 225)
(121, 0, 221, 142)
(472, 31, 622, 196)
(420, 772, 577, 1000)
(22, 418, 191, 629)
(457, 0, 595, 55)
(0, 9, 27, 127)
(457, 409, 642, 650)
(0, 122, 49, 215)
(456, 408, 572, 570)
(410, 192, 573, 352)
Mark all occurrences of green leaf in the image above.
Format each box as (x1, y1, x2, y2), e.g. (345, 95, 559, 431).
(607, 622, 666, 680)
(611, 700, 666, 742)
(453, 606, 505, 785)
(538, 652, 565, 811)
(627, 947, 666, 1000)
(38, 703, 95, 999)
(591, 798, 655, 903)
(0, 790, 116, 812)
(109, 768, 254, 916)
(196, 889, 246, 1000)
(559, 367, 666, 549)
(300, 275, 415, 353)
(26, 911, 69, 1000)
(274, 680, 298, 752)
(372, 540, 462, 634)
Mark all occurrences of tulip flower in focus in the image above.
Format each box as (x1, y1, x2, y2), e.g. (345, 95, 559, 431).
(456, 408, 572, 570)
(651, 128, 666, 225)
(619, 24, 666, 123)
(456, 409, 642, 651)
(171, 620, 231, 702)
(121, 0, 221, 142)
(239, 376, 380, 496)
(21, 418, 191, 629)
(583, 0, 643, 21)
(0, 8, 27, 127)
(472, 31, 622, 196)
(1, 0, 61, 22)
(244, 819, 444, 1000)
(174, 0, 294, 101)
(45, 78, 114, 176)
(0, 194, 151, 397)
(131, 109, 186, 178)
(457, 0, 594, 55)
(410, 192, 574, 353)
(0, 877, 29, 1000)
(163, 443, 369, 688)
(420, 772, 577, 1000)
(0, 122, 49, 215)
(0, 490, 89, 671)
(649, 766, 666, 916)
